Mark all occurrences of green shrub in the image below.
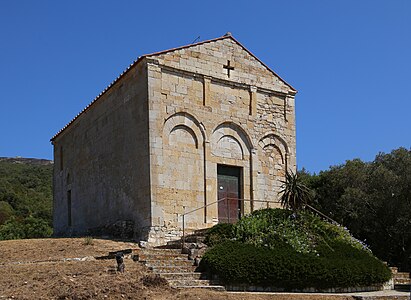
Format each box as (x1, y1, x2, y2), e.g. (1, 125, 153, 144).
(204, 223, 235, 246)
(201, 208, 391, 289)
(235, 209, 320, 254)
(0, 160, 53, 241)
(0, 218, 26, 240)
(0, 216, 52, 240)
(0, 201, 14, 225)
(201, 240, 391, 289)
(23, 216, 53, 238)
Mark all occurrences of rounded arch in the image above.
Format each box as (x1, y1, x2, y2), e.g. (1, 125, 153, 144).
(211, 121, 254, 156)
(170, 124, 198, 149)
(164, 111, 206, 140)
(163, 112, 206, 147)
(256, 133, 289, 204)
(214, 134, 244, 160)
(262, 144, 284, 165)
(258, 132, 289, 156)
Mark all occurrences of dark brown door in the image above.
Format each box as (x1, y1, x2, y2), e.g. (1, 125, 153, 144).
(217, 165, 241, 223)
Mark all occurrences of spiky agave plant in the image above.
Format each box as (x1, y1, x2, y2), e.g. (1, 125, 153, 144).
(279, 170, 312, 213)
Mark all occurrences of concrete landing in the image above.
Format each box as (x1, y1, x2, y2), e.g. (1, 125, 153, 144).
(227, 290, 410, 300)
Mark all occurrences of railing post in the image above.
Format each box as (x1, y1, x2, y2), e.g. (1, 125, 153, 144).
(227, 198, 230, 224)
(182, 214, 185, 251)
(239, 198, 243, 219)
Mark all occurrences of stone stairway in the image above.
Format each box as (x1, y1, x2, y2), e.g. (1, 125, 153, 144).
(163, 228, 209, 249)
(136, 247, 225, 291)
(390, 267, 411, 291)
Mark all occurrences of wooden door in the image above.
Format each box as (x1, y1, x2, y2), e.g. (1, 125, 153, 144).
(217, 165, 241, 223)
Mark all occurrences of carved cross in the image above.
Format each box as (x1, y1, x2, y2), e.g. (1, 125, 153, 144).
(223, 60, 234, 78)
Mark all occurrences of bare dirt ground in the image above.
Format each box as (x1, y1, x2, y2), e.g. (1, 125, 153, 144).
(0, 238, 408, 300)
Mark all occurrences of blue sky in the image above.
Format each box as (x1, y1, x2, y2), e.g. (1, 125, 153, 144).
(0, 0, 409, 173)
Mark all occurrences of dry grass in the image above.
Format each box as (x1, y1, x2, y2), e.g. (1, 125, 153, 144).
(0, 238, 137, 264)
(0, 238, 400, 300)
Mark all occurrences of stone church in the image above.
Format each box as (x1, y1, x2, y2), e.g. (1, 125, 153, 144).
(51, 33, 297, 245)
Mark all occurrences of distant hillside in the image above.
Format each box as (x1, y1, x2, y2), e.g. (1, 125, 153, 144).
(0, 157, 53, 166)
(0, 157, 53, 239)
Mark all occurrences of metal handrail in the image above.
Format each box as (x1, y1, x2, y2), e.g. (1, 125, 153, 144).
(181, 198, 370, 257)
(181, 197, 281, 249)
(305, 204, 340, 225)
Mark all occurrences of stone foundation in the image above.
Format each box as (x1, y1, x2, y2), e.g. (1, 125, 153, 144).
(225, 284, 388, 293)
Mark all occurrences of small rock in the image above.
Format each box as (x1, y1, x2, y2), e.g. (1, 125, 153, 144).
(81, 256, 95, 261)
(188, 249, 199, 260)
(139, 241, 148, 248)
(194, 256, 201, 266)
(196, 242, 207, 249)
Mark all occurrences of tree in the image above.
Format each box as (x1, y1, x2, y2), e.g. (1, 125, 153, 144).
(0, 201, 14, 225)
(279, 170, 312, 213)
(0, 159, 53, 240)
(302, 147, 411, 271)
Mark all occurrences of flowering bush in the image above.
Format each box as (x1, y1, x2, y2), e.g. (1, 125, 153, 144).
(201, 208, 391, 289)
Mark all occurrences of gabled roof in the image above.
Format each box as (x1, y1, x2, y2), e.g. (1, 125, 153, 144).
(51, 33, 296, 142)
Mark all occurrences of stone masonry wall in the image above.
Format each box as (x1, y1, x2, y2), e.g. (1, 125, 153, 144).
(53, 61, 151, 239)
(145, 37, 296, 245)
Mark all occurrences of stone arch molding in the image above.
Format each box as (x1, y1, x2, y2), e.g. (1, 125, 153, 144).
(163, 112, 206, 147)
(258, 133, 289, 165)
(169, 125, 198, 148)
(211, 121, 253, 159)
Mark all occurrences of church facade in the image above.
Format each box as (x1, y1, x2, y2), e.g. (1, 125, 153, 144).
(51, 34, 297, 245)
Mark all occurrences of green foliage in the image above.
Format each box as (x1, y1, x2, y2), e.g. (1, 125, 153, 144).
(234, 209, 368, 255)
(204, 223, 235, 247)
(303, 147, 411, 271)
(0, 218, 26, 240)
(201, 240, 391, 289)
(0, 201, 14, 224)
(235, 209, 297, 251)
(0, 216, 52, 240)
(0, 159, 52, 240)
(279, 170, 312, 212)
(201, 208, 391, 289)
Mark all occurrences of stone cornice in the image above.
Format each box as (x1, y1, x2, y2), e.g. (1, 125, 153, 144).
(146, 59, 296, 98)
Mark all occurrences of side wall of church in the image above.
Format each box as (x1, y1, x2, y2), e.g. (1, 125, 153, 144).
(144, 38, 296, 245)
(52, 61, 152, 239)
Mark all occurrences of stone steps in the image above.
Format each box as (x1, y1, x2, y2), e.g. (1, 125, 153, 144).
(183, 235, 206, 243)
(167, 279, 215, 286)
(162, 230, 208, 249)
(160, 272, 206, 280)
(173, 285, 226, 291)
(395, 279, 411, 285)
(142, 259, 195, 267)
(139, 253, 188, 260)
(137, 243, 225, 291)
(393, 271, 410, 285)
(394, 272, 410, 279)
(138, 248, 182, 254)
(149, 265, 198, 273)
(390, 267, 410, 291)
(394, 283, 411, 292)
